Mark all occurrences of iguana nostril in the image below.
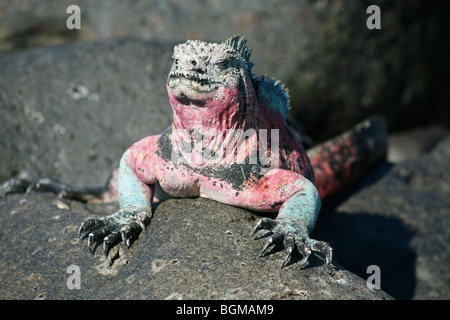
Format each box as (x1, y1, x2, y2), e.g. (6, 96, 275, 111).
(191, 60, 197, 66)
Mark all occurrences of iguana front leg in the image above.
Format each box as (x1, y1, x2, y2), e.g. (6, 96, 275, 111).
(203, 169, 332, 269)
(78, 139, 157, 255)
(252, 178, 332, 269)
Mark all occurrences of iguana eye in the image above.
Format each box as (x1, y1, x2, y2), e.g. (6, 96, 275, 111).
(213, 58, 229, 70)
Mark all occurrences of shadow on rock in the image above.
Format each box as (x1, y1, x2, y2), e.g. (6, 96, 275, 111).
(314, 210, 416, 299)
(310, 162, 417, 299)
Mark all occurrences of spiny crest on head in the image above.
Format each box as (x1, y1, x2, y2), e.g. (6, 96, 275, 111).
(223, 34, 252, 62)
(254, 75, 291, 120)
(223, 34, 254, 70)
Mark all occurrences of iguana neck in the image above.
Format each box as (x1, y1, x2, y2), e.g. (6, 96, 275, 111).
(167, 81, 259, 135)
(167, 83, 262, 167)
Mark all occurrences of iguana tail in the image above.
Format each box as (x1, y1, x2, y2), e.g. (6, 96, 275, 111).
(307, 115, 388, 201)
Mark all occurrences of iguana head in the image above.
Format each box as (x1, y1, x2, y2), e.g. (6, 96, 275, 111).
(167, 35, 257, 131)
(168, 35, 253, 95)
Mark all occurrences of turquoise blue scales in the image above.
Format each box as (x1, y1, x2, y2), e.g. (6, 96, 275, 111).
(117, 150, 152, 211)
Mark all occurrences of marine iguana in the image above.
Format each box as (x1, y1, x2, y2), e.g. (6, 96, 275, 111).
(0, 35, 387, 269)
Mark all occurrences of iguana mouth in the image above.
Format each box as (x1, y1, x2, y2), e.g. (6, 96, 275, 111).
(168, 70, 221, 93)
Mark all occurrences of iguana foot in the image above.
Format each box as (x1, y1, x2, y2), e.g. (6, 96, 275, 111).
(78, 207, 152, 256)
(0, 177, 33, 197)
(252, 217, 332, 269)
(0, 177, 106, 202)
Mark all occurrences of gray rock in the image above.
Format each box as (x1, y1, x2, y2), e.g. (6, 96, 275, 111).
(0, 193, 392, 300)
(0, 39, 174, 186)
(387, 125, 448, 163)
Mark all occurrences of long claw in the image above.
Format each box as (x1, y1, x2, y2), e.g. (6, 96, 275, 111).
(103, 230, 121, 257)
(259, 233, 282, 257)
(281, 250, 292, 269)
(103, 237, 110, 257)
(78, 217, 105, 238)
(139, 219, 146, 232)
(120, 221, 141, 248)
(87, 233, 95, 254)
(251, 221, 262, 236)
(297, 250, 311, 269)
(121, 230, 131, 248)
(251, 217, 276, 236)
(307, 239, 333, 265)
(326, 247, 333, 265)
(258, 240, 271, 257)
(280, 233, 295, 268)
(137, 210, 151, 232)
(85, 224, 117, 254)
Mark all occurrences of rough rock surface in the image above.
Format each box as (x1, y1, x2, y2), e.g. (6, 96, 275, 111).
(0, 193, 392, 300)
(0, 39, 174, 186)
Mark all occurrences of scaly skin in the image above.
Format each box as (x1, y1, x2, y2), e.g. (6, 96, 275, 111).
(0, 35, 387, 268)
